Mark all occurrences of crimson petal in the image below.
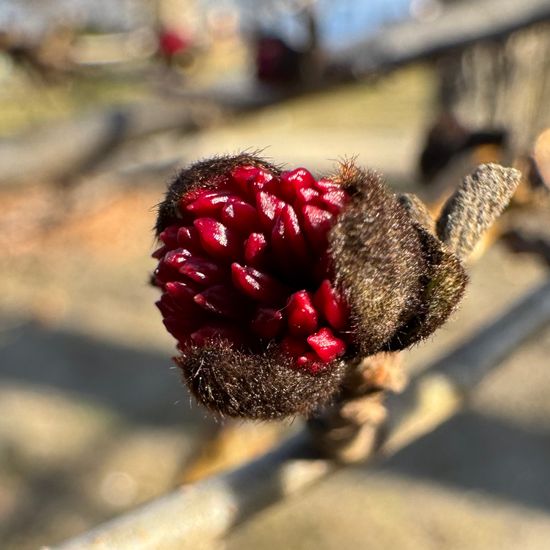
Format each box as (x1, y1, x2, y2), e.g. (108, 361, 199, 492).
(313, 279, 349, 331)
(177, 226, 202, 252)
(180, 257, 225, 285)
(221, 199, 261, 234)
(307, 327, 346, 362)
(231, 263, 287, 304)
(287, 290, 318, 336)
(301, 205, 334, 251)
(186, 191, 232, 216)
(193, 284, 244, 318)
(255, 191, 286, 231)
(271, 205, 309, 271)
(194, 218, 241, 260)
(280, 167, 315, 201)
(244, 233, 269, 268)
(251, 307, 284, 339)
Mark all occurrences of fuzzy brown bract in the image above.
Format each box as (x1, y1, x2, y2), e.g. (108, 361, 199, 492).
(155, 153, 279, 236)
(329, 163, 467, 354)
(177, 342, 347, 419)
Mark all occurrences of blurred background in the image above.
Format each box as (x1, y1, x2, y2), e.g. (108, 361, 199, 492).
(0, 0, 549, 548)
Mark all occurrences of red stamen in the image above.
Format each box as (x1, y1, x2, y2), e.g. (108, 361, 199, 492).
(287, 290, 318, 336)
(194, 218, 241, 260)
(307, 327, 346, 362)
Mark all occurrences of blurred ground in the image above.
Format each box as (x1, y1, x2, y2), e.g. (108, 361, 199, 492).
(0, 65, 549, 550)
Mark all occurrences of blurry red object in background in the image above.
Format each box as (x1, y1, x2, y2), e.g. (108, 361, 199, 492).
(159, 28, 190, 59)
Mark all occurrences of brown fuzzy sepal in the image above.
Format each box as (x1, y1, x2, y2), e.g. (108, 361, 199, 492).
(176, 342, 347, 419)
(329, 162, 467, 354)
(156, 153, 279, 235)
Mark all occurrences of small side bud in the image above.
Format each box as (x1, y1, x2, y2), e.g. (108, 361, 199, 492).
(436, 163, 521, 260)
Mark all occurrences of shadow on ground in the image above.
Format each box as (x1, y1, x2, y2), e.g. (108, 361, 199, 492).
(382, 410, 550, 513)
(0, 316, 217, 549)
(228, 408, 550, 550)
(0, 318, 208, 426)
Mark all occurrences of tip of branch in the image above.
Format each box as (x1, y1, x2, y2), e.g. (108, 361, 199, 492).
(436, 163, 521, 260)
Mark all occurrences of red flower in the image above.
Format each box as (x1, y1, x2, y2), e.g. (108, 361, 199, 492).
(158, 29, 189, 58)
(154, 162, 351, 373)
(153, 154, 467, 418)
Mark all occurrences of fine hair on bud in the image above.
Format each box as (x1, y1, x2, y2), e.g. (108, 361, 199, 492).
(329, 162, 467, 354)
(177, 341, 347, 419)
(156, 153, 279, 236)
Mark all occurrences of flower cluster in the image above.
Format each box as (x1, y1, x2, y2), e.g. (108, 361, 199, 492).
(153, 154, 468, 419)
(154, 162, 353, 373)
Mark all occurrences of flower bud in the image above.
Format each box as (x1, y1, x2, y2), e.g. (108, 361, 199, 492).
(153, 154, 467, 418)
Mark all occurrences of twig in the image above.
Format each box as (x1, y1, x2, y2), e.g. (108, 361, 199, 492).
(50, 431, 332, 550)
(382, 277, 550, 455)
(51, 278, 550, 550)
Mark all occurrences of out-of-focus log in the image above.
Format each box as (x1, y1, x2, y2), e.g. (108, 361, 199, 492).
(336, 0, 550, 75)
(0, 80, 296, 188)
(0, 99, 222, 187)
